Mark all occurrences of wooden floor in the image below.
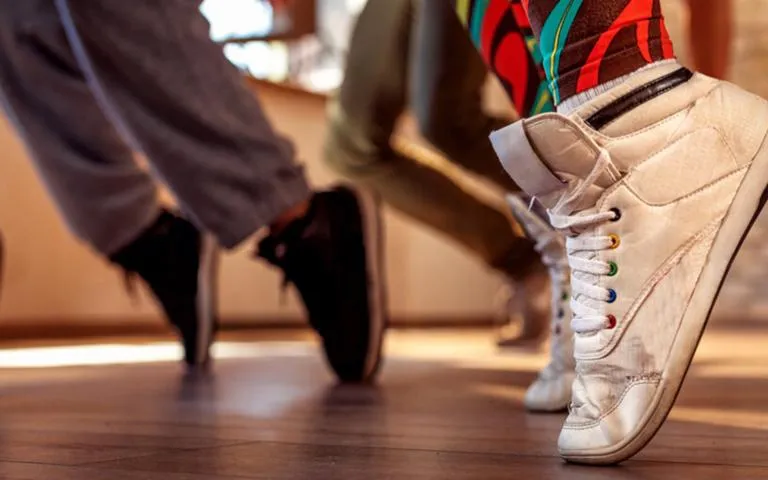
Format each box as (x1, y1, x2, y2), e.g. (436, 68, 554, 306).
(0, 327, 765, 479)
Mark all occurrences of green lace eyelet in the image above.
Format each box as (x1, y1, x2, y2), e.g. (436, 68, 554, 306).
(608, 261, 618, 277)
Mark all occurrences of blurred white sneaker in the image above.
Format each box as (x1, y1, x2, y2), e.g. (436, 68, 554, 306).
(506, 194, 574, 413)
(491, 63, 768, 464)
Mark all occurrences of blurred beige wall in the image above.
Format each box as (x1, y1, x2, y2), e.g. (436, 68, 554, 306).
(4, 0, 768, 329)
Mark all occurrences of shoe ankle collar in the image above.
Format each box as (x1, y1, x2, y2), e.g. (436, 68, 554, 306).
(490, 119, 566, 201)
(490, 115, 613, 209)
(569, 60, 685, 121)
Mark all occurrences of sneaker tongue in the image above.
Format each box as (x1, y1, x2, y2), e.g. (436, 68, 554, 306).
(506, 194, 567, 266)
(491, 117, 618, 210)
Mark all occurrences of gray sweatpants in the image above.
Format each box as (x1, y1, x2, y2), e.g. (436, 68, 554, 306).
(0, 0, 310, 255)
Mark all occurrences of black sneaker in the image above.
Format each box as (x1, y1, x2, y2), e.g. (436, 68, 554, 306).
(257, 185, 387, 383)
(110, 211, 220, 371)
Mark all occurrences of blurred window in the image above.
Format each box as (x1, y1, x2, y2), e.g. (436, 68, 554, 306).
(200, 0, 367, 92)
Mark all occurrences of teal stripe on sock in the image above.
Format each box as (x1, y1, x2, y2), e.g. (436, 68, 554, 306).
(539, 0, 584, 103)
(469, 0, 490, 45)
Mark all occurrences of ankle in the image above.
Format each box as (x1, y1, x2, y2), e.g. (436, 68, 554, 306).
(270, 198, 311, 235)
(524, 0, 675, 105)
(558, 60, 679, 114)
(109, 210, 175, 270)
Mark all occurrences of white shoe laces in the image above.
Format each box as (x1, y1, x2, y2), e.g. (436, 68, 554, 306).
(547, 149, 620, 336)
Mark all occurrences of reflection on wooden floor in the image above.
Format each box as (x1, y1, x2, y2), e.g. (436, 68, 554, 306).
(0, 327, 765, 479)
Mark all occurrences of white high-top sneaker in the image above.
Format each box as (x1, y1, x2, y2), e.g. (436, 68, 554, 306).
(490, 62, 768, 464)
(506, 194, 574, 413)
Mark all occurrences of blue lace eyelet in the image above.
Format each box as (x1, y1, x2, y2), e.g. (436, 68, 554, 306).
(607, 289, 617, 303)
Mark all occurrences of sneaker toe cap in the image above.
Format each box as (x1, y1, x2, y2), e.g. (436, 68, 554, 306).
(558, 380, 659, 458)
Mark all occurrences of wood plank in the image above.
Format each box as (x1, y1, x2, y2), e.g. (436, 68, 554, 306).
(0, 328, 762, 478)
(88, 442, 768, 480)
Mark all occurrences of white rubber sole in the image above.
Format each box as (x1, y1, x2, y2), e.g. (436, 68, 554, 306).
(349, 186, 387, 382)
(561, 130, 768, 465)
(194, 233, 220, 367)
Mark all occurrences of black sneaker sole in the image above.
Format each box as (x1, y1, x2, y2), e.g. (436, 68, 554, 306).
(192, 233, 220, 370)
(344, 185, 388, 382)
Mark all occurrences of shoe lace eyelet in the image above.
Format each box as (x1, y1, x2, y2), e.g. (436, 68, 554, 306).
(608, 261, 618, 277)
(607, 314, 617, 329)
(608, 234, 620, 249)
(610, 207, 622, 222)
(607, 289, 617, 303)
(557, 308, 565, 319)
(561, 291, 569, 301)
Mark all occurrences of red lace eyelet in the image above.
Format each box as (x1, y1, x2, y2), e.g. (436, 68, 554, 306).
(607, 315, 617, 329)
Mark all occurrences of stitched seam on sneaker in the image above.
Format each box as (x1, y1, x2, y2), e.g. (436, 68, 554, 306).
(564, 379, 661, 429)
(626, 127, 729, 172)
(595, 79, 694, 131)
(621, 166, 748, 208)
(576, 82, 723, 142)
(575, 107, 687, 143)
(577, 218, 723, 361)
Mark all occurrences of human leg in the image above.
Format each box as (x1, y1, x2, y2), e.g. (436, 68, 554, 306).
(0, 0, 219, 369)
(54, 0, 310, 249)
(414, 0, 561, 342)
(55, 0, 385, 382)
(520, 0, 675, 106)
(410, 0, 521, 188)
(0, 0, 158, 255)
(443, 2, 579, 385)
(326, 0, 540, 281)
(453, 0, 554, 116)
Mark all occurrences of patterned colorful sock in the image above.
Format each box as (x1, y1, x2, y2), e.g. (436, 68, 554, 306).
(454, 0, 554, 116)
(522, 0, 675, 104)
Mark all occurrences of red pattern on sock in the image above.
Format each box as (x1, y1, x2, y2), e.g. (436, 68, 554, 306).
(576, 0, 671, 92)
(496, 33, 530, 111)
(512, 2, 530, 27)
(480, 0, 510, 64)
